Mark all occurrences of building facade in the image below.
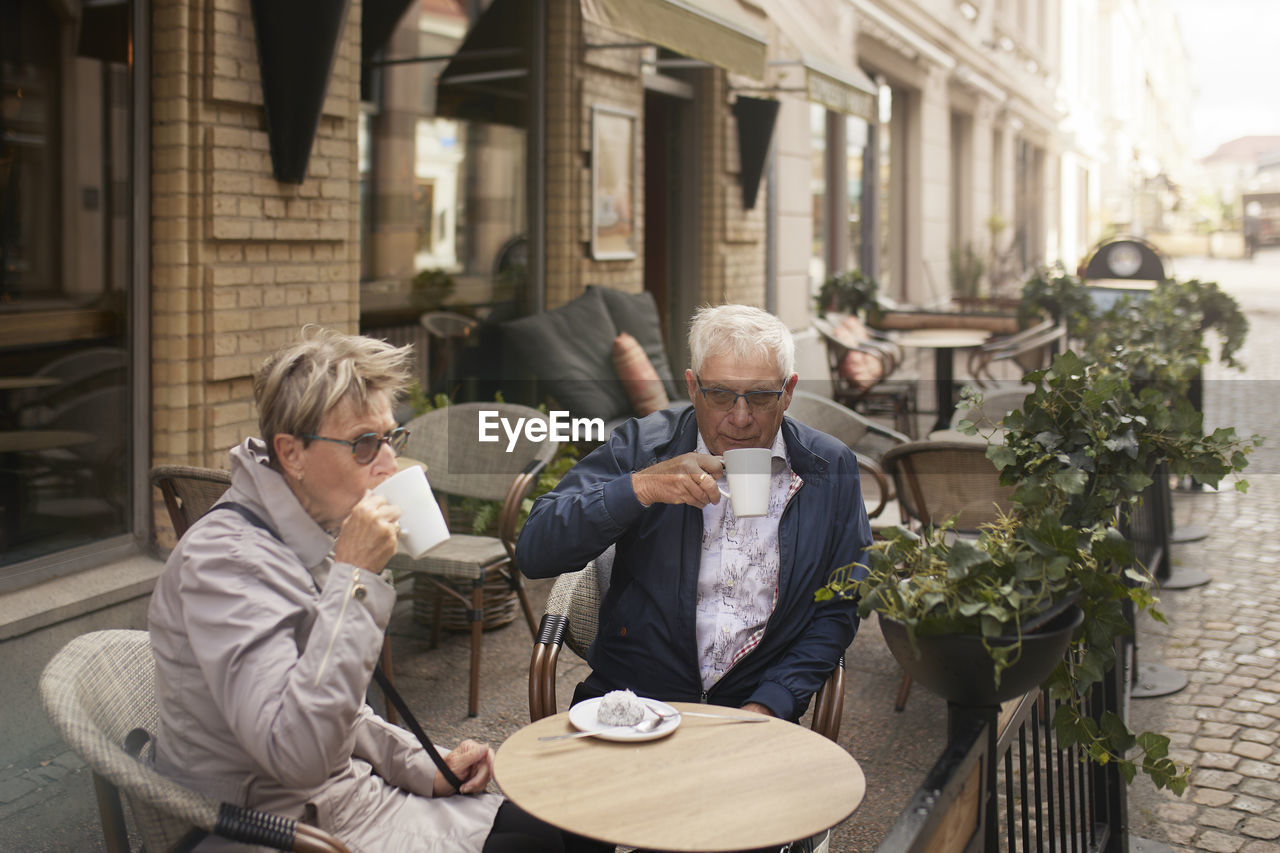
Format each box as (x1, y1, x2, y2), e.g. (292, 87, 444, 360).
(0, 0, 1193, 761)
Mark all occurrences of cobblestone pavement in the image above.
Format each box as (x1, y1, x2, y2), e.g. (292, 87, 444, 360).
(1, 251, 1277, 852)
(1125, 250, 1280, 853)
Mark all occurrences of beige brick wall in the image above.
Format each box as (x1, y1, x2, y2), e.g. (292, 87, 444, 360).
(542, 0, 765, 314)
(151, 0, 362, 541)
(544, 0, 646, 308)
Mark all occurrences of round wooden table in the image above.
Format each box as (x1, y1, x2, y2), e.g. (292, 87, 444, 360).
(494, 703, 866, 851)
(894, 328, 992, 433)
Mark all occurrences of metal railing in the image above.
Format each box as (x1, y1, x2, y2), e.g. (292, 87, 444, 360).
(875, 659, 1128, 853)
(874, 473, 1175, 853)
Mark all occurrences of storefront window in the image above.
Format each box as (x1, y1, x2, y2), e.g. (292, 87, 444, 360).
(360, 6, 527, 322)
(877, 82, 895, 293)
(1, 1, 134, 580)
(845, 116, 868, 273)
(809, 103, 827, 290)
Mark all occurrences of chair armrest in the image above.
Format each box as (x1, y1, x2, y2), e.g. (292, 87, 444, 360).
(855, 452, 891, 520)
(810, 656, 845, 742)
(215, 803, 353, 853)
(529, 613, 568, 721)
(498, 456, 551, 558)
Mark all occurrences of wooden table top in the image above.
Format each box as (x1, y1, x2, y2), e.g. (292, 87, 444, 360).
(893, 328, 991, 349)
(0, 430, 96, 453)
(494, 702, 866, 851)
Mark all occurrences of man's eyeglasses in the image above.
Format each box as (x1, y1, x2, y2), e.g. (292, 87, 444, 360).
(695, 375, 784, 412)
(302, 427, 409, 464)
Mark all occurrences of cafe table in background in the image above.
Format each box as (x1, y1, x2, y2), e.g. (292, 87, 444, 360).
(493, 702, 866, 851)
(893, 328, 991, 434)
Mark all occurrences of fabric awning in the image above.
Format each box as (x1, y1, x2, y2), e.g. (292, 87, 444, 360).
(435, 0, 531, 128)
(362, 0, 416, 68)
(758, 0, 877, 120)
(580, 0, 767, 79)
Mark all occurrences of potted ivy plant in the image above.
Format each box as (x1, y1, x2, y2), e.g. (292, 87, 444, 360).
(821, 511, 1093, 707)
(821, 348, 1259, 792)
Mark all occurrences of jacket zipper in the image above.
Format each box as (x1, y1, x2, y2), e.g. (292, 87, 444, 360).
(314, 567, 362, 685)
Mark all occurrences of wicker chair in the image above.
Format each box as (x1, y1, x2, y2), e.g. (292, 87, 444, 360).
(966, 318, 1065, 388)
(785, 389, 910, 526)
(879, 440, 1016, 710)
(879, 440, 1015, 536)
(390, 402, 558, 716)
(949, 384, 1034, 432)
(150, 465, 232, 538)
(528, 561, 847, 743)
(812, 316, 916, 437)
(39, 629, 352, 853)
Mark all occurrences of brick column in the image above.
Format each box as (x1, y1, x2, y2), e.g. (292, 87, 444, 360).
(151, 0, 362, 543)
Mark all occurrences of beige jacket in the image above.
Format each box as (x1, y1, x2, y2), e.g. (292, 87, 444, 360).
(148, 438, 501, 852)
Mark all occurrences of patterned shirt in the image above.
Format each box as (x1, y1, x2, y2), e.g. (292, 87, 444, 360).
(695, 431, 802, 691)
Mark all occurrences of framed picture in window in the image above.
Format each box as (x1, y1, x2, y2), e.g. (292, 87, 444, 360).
(590, 105, 637, 260)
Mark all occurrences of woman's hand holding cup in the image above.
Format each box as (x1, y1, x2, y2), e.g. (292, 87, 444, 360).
(334, 492, 402, 571)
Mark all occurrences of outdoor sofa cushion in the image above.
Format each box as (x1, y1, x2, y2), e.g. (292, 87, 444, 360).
(501, 287, 631, 422)
(586, 285, 684, 400)
(612, 332, 671, 416)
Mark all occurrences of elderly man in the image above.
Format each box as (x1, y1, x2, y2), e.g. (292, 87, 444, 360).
(516, 304, 871, 721)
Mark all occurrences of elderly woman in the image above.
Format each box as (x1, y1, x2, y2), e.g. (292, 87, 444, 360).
(149, 327, 597, 853)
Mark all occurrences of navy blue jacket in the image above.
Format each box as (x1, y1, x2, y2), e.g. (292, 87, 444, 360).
(515, 406, 872, 721)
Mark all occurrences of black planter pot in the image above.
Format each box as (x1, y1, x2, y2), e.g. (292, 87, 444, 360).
(880, 604, 1083, 707)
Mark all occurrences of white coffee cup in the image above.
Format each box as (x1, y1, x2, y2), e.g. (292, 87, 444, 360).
(717, 447, 772, 518)
(372, 465, 450, 559)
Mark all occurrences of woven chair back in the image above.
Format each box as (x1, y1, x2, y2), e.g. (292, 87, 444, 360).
(400, 403, 558, 504)
(151, 465, 233, 538)
(39, 630, 218, 851)
(880, 440, 1015, 534)
(786, 390, 910, 459)
(541, 562, 602, 660)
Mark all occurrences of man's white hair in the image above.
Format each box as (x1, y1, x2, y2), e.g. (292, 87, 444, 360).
(687, 304, 795, 380)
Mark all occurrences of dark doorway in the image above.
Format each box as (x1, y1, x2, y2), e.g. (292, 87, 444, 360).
(643, 85, 697, 372)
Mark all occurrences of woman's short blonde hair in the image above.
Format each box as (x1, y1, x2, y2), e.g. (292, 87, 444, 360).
(254, 326, 414, 466)
(687, 304, 795, 380)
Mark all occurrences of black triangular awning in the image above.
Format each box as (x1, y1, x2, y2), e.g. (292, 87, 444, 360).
(733, 96, 779, 210)
(435, 0, 532, 128)
(362, 0, 416, 68)
(250, 0, 351, 183)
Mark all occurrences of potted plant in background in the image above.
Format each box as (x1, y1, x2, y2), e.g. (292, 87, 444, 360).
(815, 269, 883, 323)
(948, 243, 986, 311)
(1018, 265, 1097, 336)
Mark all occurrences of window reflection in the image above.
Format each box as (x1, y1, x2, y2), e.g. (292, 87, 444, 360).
(810, 103, 827, 292)
(360, 2, 528, 401)
(1, 1, 132, 575)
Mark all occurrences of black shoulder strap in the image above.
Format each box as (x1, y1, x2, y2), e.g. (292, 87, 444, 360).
(205, 503, 466, 793)
(208, 501, 280, 539)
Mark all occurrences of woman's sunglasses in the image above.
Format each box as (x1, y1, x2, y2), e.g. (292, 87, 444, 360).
(302, 427, 409, 464)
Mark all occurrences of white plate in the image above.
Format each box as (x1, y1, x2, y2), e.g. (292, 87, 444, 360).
(568, 697, 682, 742)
